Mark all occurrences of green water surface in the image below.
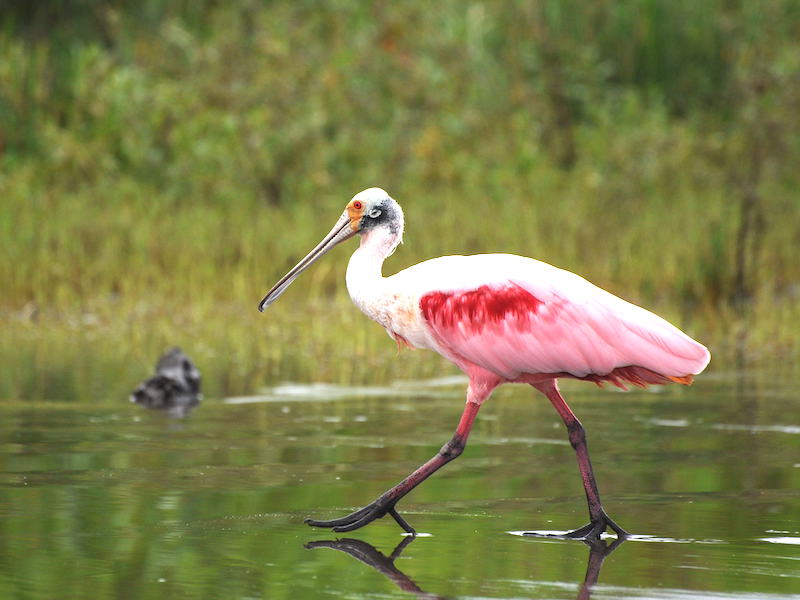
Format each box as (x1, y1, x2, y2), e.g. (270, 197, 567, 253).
(0, 369, 798, 599)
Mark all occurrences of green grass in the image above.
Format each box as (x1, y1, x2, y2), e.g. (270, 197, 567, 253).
(1, 1, 799, 400)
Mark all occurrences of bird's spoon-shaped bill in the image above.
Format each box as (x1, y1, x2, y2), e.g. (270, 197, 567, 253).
(258, 211, 356, 311)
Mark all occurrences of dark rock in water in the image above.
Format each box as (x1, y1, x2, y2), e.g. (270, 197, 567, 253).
(152, 346, 201, 394)
(130, 347, 201, 417)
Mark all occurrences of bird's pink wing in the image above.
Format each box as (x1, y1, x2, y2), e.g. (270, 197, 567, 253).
(413, 256, 709, 383)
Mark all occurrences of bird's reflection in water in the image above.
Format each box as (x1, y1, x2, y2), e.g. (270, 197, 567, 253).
(306, 536, 443, 600)
(575, 536, 625, 600)
(306, 535, 625, 600)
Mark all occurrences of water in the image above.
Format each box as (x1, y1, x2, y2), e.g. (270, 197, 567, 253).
(1, 369, 798, 599)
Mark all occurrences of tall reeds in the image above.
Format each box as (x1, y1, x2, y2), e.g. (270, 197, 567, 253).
(2, 1, 799, 398)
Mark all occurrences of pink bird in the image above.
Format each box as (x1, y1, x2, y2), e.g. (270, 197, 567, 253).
(259, 188, 711, 539)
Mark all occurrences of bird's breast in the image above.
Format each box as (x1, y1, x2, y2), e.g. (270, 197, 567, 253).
(352, 288, 431, 351)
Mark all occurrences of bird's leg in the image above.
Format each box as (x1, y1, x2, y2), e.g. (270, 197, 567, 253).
(534, 381, 629, 539)
(306, 399, 483, 534)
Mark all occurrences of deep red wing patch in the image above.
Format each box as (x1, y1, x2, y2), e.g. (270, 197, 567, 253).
(420, 284, 543, 334)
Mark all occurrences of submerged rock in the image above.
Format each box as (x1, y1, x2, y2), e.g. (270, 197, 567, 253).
(130, 347, 201, 417)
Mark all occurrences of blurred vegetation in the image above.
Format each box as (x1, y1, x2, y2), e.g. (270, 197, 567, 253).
(1, 1, 799, 399)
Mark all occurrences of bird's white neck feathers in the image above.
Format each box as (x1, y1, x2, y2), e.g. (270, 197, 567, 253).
(345, 224, 403, 313)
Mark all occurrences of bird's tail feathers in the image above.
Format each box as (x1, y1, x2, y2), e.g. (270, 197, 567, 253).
(579, 365, 694, 390)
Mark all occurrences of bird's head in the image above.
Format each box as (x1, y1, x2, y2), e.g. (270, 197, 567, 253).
(345, 187, 404, 237)
(258, 188, 403, 311)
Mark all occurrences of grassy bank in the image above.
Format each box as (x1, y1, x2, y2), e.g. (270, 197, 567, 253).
(2, 2, 799, 399)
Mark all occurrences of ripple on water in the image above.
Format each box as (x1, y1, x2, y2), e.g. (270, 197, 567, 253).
(585, 585, 800, 599)
(711, 423, 800, 434)
(224, 377, 467, 404)
(507, 531, 725, 544)
(759, 537, 800, 546)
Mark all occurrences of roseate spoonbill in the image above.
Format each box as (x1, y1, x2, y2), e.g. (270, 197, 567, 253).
(258, 188, 711, 539)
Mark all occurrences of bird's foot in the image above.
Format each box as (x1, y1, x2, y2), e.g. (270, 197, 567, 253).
(305, 500, 416, 535)
(523, 509, 628, 540)
(562, 510, 628, 540)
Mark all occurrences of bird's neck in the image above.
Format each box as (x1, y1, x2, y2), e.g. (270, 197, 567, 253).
(345, 226, 401, 308)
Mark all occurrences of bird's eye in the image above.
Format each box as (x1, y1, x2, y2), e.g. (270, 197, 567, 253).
(353, 201, 363, 210)
(369, 208, 382, 218)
